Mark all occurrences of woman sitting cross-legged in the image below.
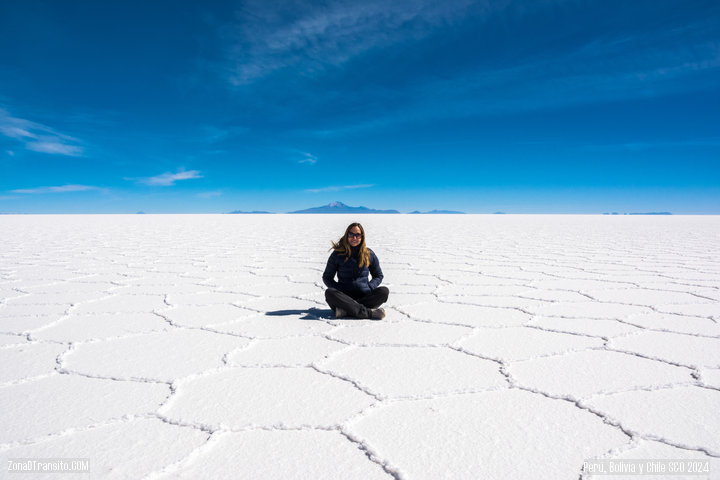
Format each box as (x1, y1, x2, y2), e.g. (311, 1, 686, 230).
(322, 222, 389, 320)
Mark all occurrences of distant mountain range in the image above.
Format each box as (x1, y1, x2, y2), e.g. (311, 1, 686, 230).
(226, 202, 467, 214)
(289, 201, 400, 214)
(409, 209, 465, 214)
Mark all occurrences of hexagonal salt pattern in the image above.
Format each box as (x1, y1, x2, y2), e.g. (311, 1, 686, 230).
(161, 367, 375, 429)
(584, 386, 720, 456)
(346, 389, 628, 479)
(153, 430, 390, 479)
(0, 214, 718, 478)
(508, 350, 694, 399)
(0, 374, 169, 444)
(318, 345, 507, 398)
(1, 418, 209, 479)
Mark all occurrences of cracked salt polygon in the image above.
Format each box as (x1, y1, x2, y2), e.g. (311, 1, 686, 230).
(585, 386, 720, 456)
(72, 294, 167, 314)
(624, 312, 720, 336)
(0, 303, 71, 317)
(585, 288, 711, 305)
(1, 314, 68, 333)
(4, 291, 109, 305)
(459, 326, 604, 361)
(508, 350, 693, 399)
(63, 329, 250, 382)
(0, 343, 67, 383)
(527, 316, 639, 338)
(327, 320, 473, 346)
(389, 284, 436, 294)
(166, 291, 255, 305)
(401, 301, 530, 327)
(1, 418, 209, 479)
(388, 273, 444, 286)
(655, 303, 720, 320)
(539, 279, 636, 290)
(347, 389, 628, 479)
(318, 346, 506, 398)
(609, 330, 720, 368)
(162, 304, 256, 327)
(227, 336, 347, 366)
(385, 292, 437, 307)
(517, 289, 592, 302)
(112, 284, 209, 295)
(20, 281, 116, 294)
(162, 367, 375, 429)
(437, 284, 530, 296)
(211, 314, 334, 338)
(153, 430, 390, 479)
(0, 374, 168, 444)
(436, 294, 546, 311)
(531, 301, 652, 319)
(31, 312, 170, 342)
(227, 281, 320, 297)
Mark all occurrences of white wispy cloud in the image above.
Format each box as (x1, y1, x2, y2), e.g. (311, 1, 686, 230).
(0, 108, 84, 157)
(11, 184, 102, 194)
(137, 170, 203, 186)
(298, 152, 318, 164)
(305, 183, 374, 193)
(223, 0, 478, 85)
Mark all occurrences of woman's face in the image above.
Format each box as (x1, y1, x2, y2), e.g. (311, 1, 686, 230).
(347, 226, 362, 247)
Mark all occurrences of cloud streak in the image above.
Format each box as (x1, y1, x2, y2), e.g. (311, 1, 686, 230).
(0, 108, 84, 157)
(11, 184, 102, 194)
(222, 0, 478, 85)
(138, 170, 203, 186)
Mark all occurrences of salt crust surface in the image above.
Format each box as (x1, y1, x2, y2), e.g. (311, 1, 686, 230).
(0, 214, 719, 479)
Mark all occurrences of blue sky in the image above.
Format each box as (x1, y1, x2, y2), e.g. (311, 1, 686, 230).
(1, 0, 719, 213)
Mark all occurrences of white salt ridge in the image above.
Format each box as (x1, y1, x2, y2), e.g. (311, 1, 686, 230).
(162, 367, 375, 429)
(584, 386, 720, 456)
(609, 330, 720, 368)
(228, 336, 347, 366)
(0, 374, 168, 444)
(401, 301, 530, 327)
(459, 325, 604, 361)
(509, 349, 694, 399)
(0, 342, 68, 384)
(31, 312, 170, 342)
(346, 389, 628, 479)
(0, 214, 718, 478)
(152, 430, 390, 479)
(62, 329, 250, 382)
(2, 418, 209, 479)
(318, 345, 507, 398)
(162, 303, 257, 327)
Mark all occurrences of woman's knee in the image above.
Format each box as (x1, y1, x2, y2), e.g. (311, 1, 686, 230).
(376, 286, 389, 302)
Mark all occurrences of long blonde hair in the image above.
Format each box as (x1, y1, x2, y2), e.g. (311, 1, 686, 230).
(331, 222, 370, 268)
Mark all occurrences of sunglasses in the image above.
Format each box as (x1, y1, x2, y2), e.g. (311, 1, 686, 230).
(347, 232, 362, 238)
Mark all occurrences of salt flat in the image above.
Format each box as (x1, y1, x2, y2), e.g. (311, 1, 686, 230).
(1, 214, 719, 479)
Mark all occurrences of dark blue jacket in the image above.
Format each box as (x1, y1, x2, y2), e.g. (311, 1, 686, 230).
(323, 246, 383, 298)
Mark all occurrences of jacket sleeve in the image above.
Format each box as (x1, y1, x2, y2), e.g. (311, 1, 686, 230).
(322, 254, 340, 289)
(368, 250, 384, 290)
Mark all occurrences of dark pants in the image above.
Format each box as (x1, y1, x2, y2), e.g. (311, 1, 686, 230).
(325, 287, 389, 319)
